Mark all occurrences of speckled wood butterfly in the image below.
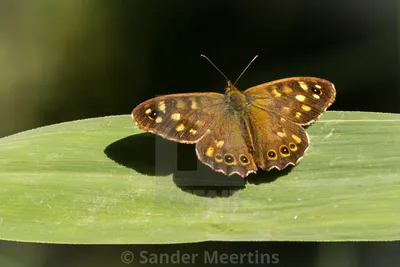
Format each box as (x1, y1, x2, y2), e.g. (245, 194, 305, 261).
(132, 55, 335, 177)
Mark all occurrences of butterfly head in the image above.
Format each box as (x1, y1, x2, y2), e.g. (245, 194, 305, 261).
(224, 80, 249, 111)
(225, 80, 239, 93)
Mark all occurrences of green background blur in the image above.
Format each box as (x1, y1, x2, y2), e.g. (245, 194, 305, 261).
(0, 0, 399, 266)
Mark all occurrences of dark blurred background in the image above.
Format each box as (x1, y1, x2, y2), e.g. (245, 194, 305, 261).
(0, 0, 399, 266)
(0, 0, 398, 138)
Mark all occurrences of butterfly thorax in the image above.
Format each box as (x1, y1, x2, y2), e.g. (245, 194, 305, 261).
(224, 82, 249, 111)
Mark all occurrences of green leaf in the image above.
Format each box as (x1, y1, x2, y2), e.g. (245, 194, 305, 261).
(0, 111, 399, 244)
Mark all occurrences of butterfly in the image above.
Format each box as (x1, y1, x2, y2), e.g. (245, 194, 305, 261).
(131, 55, 336, 177)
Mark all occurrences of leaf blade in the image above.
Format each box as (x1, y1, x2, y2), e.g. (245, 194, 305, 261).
(0, 111, 399, 243)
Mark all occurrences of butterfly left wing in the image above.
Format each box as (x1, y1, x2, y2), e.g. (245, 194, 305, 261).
(132, 93, 224, 143)
(244, 77, 335, 125)
(195, 111, 258, 177)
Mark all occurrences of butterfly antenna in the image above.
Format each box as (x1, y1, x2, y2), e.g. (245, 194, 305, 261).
(200, 54, 230, 82)
(233, 55, 258, 85)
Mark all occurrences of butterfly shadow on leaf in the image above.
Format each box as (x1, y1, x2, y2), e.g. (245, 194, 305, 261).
(104, 133, 252, 197)
(246, 165, 294, 185)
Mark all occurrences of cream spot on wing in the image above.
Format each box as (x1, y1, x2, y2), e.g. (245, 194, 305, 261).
(205, 147, 214, 157)
(158, 101, 166, 113)
(215, 140, 224, 148)
(155, 117, 163, 123)
(295, 95, 306, 102)
(272, 88, 281, 97)
(176, 100, 186, 109)
(191, 99, 198, 109)
(145, 109, 152, 115)
(298, 81, 308, 90)
(301, 105, 311, 111)
(283, 107, 290, 112)
(277, 131, 286, 138)
(292, 134, 301, 143)
(283, 86, 293, 94)
(171, 113, 181, 121)
(195, 120, 205, 127)
(189, 129, 197, 135)
(280, 117, 286, 121)
(176, 124, 185, 131)
(296, 112, 302, 118)
(313, 94, 320, 99)
(314, 84, 322, 89)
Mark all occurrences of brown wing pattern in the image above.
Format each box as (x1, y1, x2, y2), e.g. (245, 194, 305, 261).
(132, 93, 224, 143)
(244, 77, 335, 125)
(195, 111, 257, 177)
(246, 105, 310, 170)
(132, 77, 335, 177)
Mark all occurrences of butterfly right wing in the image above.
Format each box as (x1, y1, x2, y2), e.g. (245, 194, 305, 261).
(244, 77, 335, 125)
(132, 93, 225, 143)
(246, 105, 310, 171)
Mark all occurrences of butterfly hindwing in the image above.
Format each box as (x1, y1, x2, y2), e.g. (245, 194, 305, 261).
(132, 93, 224, 143)
(244, 77, 335, 125)
(195, 112, 257, 177)
(247, 106, 309, 170)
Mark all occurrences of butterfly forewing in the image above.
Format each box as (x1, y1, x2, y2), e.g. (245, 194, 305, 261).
(244, 77, 335, 125)
(132, 93, 225, 143)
